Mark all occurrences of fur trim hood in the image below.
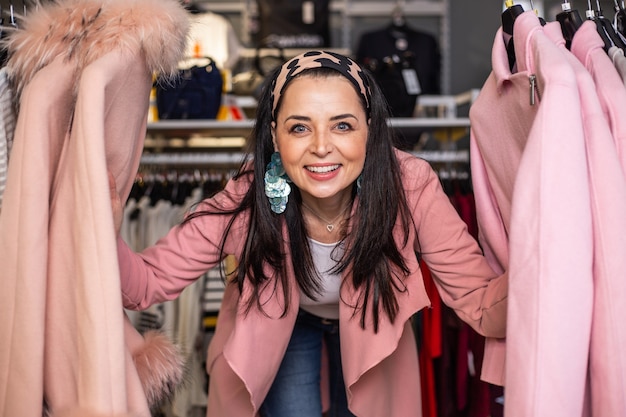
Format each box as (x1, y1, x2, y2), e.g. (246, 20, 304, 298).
(4, 0, 189, 101)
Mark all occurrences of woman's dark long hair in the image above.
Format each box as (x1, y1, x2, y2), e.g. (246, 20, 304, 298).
(187, 65, 413, 332)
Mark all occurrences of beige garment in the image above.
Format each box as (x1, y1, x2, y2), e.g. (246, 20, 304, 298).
(0, 54, 76, 417)
(0, 0, 188, 415)
(609, 45, 626, 86)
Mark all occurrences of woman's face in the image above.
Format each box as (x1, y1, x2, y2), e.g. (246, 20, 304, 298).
(271, 74, 368, 204)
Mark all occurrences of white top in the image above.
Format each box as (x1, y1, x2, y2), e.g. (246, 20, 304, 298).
(299, 238, 343, 319)
(184, 12, 242, 70)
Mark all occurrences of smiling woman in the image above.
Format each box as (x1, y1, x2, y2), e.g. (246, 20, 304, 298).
(270, 73, 368, 236)
(114, 50, 508, 417)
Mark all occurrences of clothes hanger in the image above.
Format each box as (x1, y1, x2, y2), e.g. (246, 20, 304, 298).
(502, 0, 525, 71)
(391, 0, 406, 28)
(599, 0, 626, 51)
(388, 0, 410, 41)
(501, 0, 545, 72)
(528, 0, 547, 25)
(595, 0, 626, 50)
(613, 0, 626, 38)
(9, 0, 17, 28)
(387, 0, 414, 53)
(586, 0, 613, 50)
(502, 0, 524, 36)
(588, 0, 626, 51)
(557, 0, 584, 49)
(0, 0, 19, 67)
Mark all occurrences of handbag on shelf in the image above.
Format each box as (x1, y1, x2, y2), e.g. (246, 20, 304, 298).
(231, 47, 285, 98)
(156, 57, 223, 120)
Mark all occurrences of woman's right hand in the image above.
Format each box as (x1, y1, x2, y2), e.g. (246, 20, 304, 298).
(108, 171, 123, 236)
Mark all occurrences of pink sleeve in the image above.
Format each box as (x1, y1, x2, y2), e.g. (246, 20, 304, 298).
(403, 155, 507, 338)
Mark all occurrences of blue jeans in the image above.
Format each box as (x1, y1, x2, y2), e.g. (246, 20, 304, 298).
(260, 309, 356, 417)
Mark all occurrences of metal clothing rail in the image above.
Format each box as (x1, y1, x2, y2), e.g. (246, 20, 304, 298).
(139, 149, 469, 166)
(146, 117, 471, 134)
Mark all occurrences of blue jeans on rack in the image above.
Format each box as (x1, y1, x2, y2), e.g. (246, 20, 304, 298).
(259, 309, 355, 417)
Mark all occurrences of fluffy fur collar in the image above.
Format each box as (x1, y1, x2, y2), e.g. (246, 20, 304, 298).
(4, 0, 189, 101)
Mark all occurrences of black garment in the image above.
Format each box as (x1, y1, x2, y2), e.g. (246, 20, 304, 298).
(356, 24, 441, 117)
(255, 0, 330, 48)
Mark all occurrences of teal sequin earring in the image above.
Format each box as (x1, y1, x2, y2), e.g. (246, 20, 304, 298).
(264, 152, 292, 214)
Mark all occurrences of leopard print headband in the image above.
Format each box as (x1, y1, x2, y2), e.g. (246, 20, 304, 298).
(270, 50, 371, 120)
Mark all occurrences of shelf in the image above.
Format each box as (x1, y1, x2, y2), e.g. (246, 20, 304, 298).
(341, 1, 447, 16)
(139, 149, 468, 166)
(147, 120, 255, 138)
(146, 118, 470, 139)
(202, 1, 446, 16)
(390, 117, 470, 129)
(238, 47, 352, 59)
(140, 151, 248, 166)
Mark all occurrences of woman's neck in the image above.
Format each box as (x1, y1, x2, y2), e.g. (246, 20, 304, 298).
(301, 194, 353, 244)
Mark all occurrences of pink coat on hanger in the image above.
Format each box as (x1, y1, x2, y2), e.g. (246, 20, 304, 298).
(563, 20, 626, 417)
(118, 151, 508, 417)
(0, 0, 189, 415)
(571, 22, 626, 176)
(470, 11, 594, 415)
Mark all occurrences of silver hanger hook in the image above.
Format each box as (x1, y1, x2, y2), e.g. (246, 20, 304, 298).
(586, 0, 596, 18)
(9, 1, 16, 27)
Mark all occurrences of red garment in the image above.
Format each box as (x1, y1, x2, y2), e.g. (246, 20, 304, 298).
(419, 261, 442, 417)
(423, 183, 492, 417)
(453, 187, 490, 417)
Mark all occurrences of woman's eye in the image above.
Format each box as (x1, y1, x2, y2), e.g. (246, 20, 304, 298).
(336, 121, 352, 131)
(290, 124, 307, 133)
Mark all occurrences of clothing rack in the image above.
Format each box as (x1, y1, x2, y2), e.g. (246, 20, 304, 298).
(139, 149, 469, 166)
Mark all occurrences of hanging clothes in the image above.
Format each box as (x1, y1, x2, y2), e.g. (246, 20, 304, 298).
(0, 67, 15, 212)
(472, 7, 626, 417)
(608, 45, 626, 84)
(184, 10, 243, 71)
(565, 20, 626, 417)
(122, 172, 228, 417)
(417, 261, 441, 417)
(470, 12, 593, 414)
(0, 0, 189, 415)
(355, 20, 441, 119)
(570, 21, 626, 174)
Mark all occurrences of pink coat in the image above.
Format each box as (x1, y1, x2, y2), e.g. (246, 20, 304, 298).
(565, 21, 626, 416)
(0, 0, 188, 415)
(118, 150, 508, 417)
(570, 22, 626, 176)
(470, 11, 594, 415)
